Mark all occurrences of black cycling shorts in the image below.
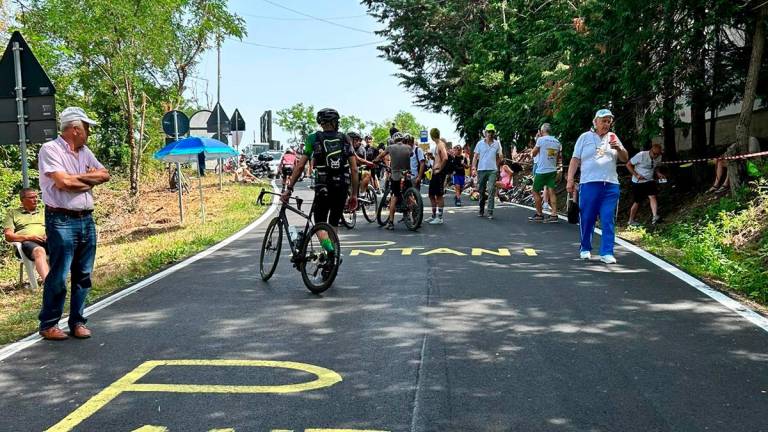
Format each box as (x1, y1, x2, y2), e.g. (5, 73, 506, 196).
(313, 184, 347, 227)
(429, 171, 446, 197)
(281, 166, 293, 177)
(389, 178, 403, 204)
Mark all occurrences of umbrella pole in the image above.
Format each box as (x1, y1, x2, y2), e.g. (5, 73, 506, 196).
(176, 162, 184, 223)
(219, 158, 223, 190)
(199, 171, 206, 223)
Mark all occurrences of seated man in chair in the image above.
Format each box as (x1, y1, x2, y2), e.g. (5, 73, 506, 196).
(4, 188, 48, 282)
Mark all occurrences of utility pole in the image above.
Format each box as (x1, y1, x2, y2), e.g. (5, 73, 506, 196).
(216, 34, 223, 191)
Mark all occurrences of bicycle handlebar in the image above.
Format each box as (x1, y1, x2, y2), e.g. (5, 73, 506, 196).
(257, 189, 304, 212)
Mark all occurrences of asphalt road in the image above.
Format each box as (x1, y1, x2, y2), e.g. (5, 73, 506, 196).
(0, 182, 766, 432)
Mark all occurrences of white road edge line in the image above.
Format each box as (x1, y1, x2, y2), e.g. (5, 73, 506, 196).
(510, 202, 768, 333)
(0, 182, 279, 362)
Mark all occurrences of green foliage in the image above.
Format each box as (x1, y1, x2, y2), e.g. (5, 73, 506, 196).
(15, 0, 245, 193)
(275, 103, 316, 146)
(639, 187, 768, 303)
(363, 0, 767, 155)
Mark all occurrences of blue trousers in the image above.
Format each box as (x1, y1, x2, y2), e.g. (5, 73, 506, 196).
(578, 182, 620, 256)
(39, 211, 97, 331)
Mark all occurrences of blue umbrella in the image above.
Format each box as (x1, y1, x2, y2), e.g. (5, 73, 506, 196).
(154, 136, 239, 223)
(154, 136, 238, 163)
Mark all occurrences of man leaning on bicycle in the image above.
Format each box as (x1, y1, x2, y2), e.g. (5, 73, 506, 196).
(373, 132, 413, 230)
(282, 108, 359, 232)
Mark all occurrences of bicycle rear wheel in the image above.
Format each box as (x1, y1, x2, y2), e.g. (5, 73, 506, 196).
(259, 218, 282, 281)
(402, 187, 423, 231)
(376, 189, 391, 226)
(361, 185, 377, 223)
(299, 222, 340, 294)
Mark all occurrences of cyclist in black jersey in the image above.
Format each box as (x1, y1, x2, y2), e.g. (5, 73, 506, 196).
(282, 108, 359, 232)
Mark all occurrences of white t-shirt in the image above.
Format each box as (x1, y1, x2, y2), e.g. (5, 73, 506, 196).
(534, 136, 561, 174)
(572, 131, 622, 184)
(629, 150, 661, 183)
(474, 139, 502, 171)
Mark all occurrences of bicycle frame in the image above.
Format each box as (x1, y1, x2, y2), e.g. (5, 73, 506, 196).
(257, 190, 314, 261)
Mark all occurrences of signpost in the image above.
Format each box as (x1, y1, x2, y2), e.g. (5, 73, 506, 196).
(230, 109, 245, 150)
(420, 130, 429, 143)
(0, 31, 57, 188)
(207, 102, 229, 190)
(161, 110, 190, 223)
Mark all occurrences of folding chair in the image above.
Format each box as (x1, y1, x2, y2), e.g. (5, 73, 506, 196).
(10, 242, 38, 290)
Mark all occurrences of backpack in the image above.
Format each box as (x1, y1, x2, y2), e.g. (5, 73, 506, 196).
(313, 131, 349, 184)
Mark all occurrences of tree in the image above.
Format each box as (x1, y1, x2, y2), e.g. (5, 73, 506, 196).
(276, 103, 315, 147)
(17, 0, 245, 196)
(339, 114, 367, 133)
(727, 4, 767, 194)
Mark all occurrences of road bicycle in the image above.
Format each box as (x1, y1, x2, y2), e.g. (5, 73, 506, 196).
(257, 190, 341, 294)
(340, 184, 378, 229)
(375, 165, 424, 231)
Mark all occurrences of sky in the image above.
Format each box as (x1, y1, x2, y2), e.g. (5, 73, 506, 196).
(194, 0, 460, 148)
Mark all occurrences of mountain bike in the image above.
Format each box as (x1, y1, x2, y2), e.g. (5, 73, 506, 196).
(375, 165, 423, 231)
(340, 184, 378, 228)
(257, 190, 341, 294)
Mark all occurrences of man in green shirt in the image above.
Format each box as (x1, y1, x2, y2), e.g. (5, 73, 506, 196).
(4, 188, 48, 282)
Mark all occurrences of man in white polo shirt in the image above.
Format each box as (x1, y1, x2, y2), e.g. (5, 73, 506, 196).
(566, 109, 629, 264)
(627, 143, 665, 226)
(472, 123, 503, 219)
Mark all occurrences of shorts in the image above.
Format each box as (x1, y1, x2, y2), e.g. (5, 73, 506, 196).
(281, 166, 293, 177)
(312, 183, 347, 227)
(632, 181, 658, 202)
(452, 175, 465, 188)
(389, 177, 404, 204)
(533, 171, 557, 192)
(499, 177, 513, 190)
(20, 240, 46, 260)
(429, 171, 446, 197)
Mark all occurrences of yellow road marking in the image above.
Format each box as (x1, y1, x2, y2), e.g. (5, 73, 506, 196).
(46, 360, 342, 432)
(132, 427, 168, 432)
(343, 240, 396, 248)
(305, 430, 389, 432)
(471, 248, 511, 256)
(209, 429, 235, 432)
(389, 247, 424, 255)
(420, 248, 466, 256)
(524, 248, 537, 256)
(349, 249, 386, 256)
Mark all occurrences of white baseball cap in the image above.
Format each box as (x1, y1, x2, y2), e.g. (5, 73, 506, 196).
(60, 107, 99, 127)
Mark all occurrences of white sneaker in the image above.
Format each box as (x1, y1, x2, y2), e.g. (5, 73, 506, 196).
(600, 255, 617, 264)
(429, 217, 444, 225)
(579, 251, 591, 260)
(543, 203, 552, 212)
(425, 215, 436, 223)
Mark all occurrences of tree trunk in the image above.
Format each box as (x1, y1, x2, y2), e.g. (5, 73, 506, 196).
(689, 4, 709, 182)
(727, 5, 767, 194)
(709, 26, 721, 150)
(126, 80, 140, 197)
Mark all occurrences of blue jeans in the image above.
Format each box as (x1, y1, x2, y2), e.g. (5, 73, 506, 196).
(477, 170, 498, 213)
(578, 182, 620, 256)
(39, 211, 97, 331)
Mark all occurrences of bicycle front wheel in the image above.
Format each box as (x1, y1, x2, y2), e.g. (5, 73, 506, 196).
(376, 188, 390, 226)
(361, 185, 377, 223)
(260, 217, 282, 281)
(402, 187, 423, 231)
(299, 222, 341, 294)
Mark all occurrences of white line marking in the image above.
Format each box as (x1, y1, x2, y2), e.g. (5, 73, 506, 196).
(0, 182, 279, 362)
(510, 202, 768, 333)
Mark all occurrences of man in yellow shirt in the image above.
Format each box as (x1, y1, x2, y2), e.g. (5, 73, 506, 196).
(4, 188, 48, 282)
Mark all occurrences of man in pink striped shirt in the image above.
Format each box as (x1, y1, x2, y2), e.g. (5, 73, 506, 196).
(37, 107, 110, 341)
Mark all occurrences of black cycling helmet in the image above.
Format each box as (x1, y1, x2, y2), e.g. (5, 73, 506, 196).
(391, 132, 405, 142)
(348, 131, 362, 140)
(364, 134, 373, 140)
(402, 133, 413, 143)
(316, 108, 340, 125)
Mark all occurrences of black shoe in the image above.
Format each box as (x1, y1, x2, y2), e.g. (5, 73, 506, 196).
(385, 222, 395, 230)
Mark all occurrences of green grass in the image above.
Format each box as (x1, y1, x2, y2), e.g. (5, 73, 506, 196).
(623, 182, 768, 304)
(0, 180, 270, 345)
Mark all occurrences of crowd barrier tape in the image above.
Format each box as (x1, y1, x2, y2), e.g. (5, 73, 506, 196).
(500, 150, 768, 169)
